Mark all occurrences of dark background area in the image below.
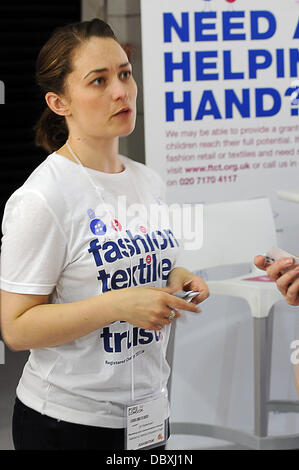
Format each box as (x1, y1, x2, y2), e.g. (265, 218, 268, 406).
(0, 1, 81, 449)
(0, 0, 81, 217)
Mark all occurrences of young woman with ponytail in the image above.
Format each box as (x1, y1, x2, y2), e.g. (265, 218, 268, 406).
(0, 18, 209, 450)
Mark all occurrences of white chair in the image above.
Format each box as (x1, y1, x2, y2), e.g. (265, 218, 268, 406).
(276, 189, 299, 204)
(167, 197, 299, 449)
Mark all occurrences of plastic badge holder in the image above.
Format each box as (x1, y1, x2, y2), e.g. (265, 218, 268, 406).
(125, 393, 169, 451)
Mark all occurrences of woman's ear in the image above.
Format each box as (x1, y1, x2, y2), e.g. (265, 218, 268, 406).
(45, 92, 71, 117)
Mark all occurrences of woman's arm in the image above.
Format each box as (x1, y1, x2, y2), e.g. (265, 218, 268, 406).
(1, 289, 119, 351)
(0, 285, 201, 351)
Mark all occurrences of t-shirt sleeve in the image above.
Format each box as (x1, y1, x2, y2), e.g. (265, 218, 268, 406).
(0, 190, 68, 295)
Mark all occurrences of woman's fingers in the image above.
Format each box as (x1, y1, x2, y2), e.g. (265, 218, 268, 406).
(190, 290, 209, 304)
(182, 278, 209, 303)
(125, 286, 201, 331)
(285, 276, 299, 305)
(254, 256, 299, 306)
(266, 258, 295, 281)
(254, 255, 267, 270)
(145, 285, 177, 294)
(276, 266, 299, 295)
(165, 307, 181, 320)
(167, 294, 201, 313)
(141, 287, 202, 313)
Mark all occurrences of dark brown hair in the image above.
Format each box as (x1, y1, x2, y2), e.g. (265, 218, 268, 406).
(34, 18, 118, 153)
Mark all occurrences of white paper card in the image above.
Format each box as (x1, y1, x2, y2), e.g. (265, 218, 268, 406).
(126, 395, 167, 450)
(265, 246, 299, 266)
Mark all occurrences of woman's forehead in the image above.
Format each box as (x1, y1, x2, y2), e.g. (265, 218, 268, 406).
(71, 37, 128, 73)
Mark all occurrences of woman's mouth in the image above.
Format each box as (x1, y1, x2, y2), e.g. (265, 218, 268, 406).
(112, 107, 131, 118)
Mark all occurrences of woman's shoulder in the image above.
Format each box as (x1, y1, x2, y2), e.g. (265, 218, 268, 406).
(4, 152, 72, 220)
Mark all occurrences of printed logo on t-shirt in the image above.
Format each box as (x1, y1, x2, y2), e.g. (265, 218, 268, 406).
(111, 219, 122, 232)
(101, 323, 163, 354)
(138, 225, 147, 234)
(87, 208, 96, 220)
(88, 227, 179, 294)
(86, 206, 180, 359)
(90, 218, 107, 236)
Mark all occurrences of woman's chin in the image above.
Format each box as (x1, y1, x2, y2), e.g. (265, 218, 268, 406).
(118, 123, 136, 138)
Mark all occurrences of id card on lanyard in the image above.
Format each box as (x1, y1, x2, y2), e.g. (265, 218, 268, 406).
(122, 160, 170, 450)
(125, 392, 169, 450)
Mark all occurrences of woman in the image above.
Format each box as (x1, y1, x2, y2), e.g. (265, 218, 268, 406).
(0, 19, 209, 450)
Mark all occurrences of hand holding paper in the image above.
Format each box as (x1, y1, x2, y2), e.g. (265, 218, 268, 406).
(254, 246, 299, 306)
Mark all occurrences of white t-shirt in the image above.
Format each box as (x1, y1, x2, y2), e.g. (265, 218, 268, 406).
(0, 152, 181, 428)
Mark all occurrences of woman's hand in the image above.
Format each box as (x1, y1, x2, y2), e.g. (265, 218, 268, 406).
(166, 267, 210, 310)
(114, 285, 201, 331)
(254, 255, 299, 306)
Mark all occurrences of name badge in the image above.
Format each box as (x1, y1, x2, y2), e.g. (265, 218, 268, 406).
(125, 394, 168, 450)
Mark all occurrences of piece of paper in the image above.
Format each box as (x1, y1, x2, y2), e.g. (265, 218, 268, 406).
(126, 396, 167, 450)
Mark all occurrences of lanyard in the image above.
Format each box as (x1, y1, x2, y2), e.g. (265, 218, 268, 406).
(65, 141, 168, 404)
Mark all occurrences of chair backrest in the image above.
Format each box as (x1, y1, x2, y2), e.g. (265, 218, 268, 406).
(178, 197, 277, 271)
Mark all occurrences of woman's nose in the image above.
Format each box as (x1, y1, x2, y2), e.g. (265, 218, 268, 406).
(111, 79, 129, 101)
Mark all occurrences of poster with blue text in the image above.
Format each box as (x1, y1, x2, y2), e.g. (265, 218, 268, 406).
(141, 0, 299, 218)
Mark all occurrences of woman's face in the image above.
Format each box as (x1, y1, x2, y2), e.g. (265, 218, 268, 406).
(64, 36, 137, 140)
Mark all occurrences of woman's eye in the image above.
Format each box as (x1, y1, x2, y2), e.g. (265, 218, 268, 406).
(92, 77, 105, 86)
(121, 70, 132, 80)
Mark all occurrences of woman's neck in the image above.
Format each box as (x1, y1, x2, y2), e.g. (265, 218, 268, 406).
(57, 136, 124, 173)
